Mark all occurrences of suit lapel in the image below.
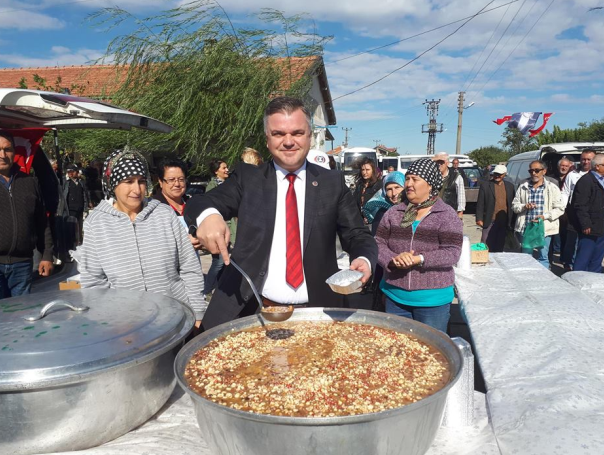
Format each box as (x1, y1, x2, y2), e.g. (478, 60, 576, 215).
(263, 162, 278, 238)
(303, 163, 319, 251)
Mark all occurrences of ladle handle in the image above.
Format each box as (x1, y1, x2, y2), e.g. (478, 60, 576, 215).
(230, 259, 264, 306)
(24, 300, 90, 322)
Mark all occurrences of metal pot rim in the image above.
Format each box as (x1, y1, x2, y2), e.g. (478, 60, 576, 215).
(175, 308, 462, 425)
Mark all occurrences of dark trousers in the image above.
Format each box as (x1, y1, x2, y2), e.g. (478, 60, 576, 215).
(480, 215, 508, 253)
(69, 209, 84, 244)
(0, 260, 33, 299)
(574, 234, 604, 273)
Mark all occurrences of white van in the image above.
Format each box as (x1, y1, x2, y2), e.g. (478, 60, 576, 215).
(505, 142, 604, 189)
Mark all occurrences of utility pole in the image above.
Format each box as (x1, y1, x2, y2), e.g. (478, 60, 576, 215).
(342, 127, 352, 148)
(373, 139, 381, 149)
(456, 91, 465, 156)
(421, 99, 443, 155)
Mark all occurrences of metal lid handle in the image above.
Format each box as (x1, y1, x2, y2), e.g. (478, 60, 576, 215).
(24, 300, 90, 322)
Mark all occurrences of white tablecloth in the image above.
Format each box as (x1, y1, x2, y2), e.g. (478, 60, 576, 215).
(44, 387, 498, 455)
(456, 253, 604, 455)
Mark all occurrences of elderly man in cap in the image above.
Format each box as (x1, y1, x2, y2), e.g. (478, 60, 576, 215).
(63, 163, 91, 244)
(433, 152, 465, 218)
(476, 164, 515, 252)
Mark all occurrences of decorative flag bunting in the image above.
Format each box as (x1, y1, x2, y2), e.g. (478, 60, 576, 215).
(493, 112, 553, 137)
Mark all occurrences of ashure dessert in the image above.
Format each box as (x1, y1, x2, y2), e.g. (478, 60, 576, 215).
(185, 321, 450, 417)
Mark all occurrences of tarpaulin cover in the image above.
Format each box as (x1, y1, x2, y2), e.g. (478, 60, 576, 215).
(455, 253, 604, 455)
(40, 388, 499, 455)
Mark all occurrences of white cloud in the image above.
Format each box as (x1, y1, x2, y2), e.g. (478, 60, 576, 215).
(0, 2, 64, 30)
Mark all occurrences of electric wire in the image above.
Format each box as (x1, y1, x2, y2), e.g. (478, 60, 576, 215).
(332, 0, 497, 102)
(327, 0, 520, 65)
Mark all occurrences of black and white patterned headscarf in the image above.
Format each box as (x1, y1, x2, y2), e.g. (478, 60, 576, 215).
(400, 159, 443, 228)
(102, 150, 150, 198)
(405, 159, 443, 196)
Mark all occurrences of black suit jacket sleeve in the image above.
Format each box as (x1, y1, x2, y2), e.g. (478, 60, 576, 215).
(184, 164, 246, 228)
(572, 173, 604, 236)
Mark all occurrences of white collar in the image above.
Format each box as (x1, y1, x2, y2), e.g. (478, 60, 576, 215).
(274, 161, 306, 180)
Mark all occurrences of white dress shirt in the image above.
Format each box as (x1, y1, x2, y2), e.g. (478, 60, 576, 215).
(262, 163, 308, 304)
(196, 161, 371, 305)
(561, 170, 587, 207)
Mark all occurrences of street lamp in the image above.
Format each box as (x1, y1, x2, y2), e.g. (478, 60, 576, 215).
(456, 94, 475, 155)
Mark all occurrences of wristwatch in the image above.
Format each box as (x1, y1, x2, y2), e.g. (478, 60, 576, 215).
(418, 254, 425, 267)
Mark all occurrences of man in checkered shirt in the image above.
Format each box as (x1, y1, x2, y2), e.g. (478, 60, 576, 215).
(511, 159, 565, 269)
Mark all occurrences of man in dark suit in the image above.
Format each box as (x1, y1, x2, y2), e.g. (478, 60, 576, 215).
(475, 164, 515, 252)
(568, 154, 604, 273)
(185, 97, 377, 330)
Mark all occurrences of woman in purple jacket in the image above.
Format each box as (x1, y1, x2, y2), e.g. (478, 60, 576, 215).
(375, 159, 463, 332)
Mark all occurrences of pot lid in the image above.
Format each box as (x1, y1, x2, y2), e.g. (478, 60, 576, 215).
(0, 288, 194, 391)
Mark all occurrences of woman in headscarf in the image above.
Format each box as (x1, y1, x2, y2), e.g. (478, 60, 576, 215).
(363, 171, 406, 236)
(353, 158, 382, 223)
(361, 171, 406, 301)
(76, 150, 207, 326)
(375, 159, 463, 332)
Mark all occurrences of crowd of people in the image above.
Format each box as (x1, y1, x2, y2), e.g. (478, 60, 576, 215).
(475, 149, 604, 273)
(1, 99, 603, 336)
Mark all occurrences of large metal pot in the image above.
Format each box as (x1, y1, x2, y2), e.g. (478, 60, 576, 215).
(175, 308, 462, 455)
(0, 288, 194, 455)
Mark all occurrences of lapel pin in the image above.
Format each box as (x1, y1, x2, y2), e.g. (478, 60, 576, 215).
(312, 181, 319, 187)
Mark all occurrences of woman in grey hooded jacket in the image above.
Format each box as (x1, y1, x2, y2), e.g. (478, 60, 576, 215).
(76, 150, 207, 324)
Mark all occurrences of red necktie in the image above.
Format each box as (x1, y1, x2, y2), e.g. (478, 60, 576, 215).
(285, 173, 303, 289)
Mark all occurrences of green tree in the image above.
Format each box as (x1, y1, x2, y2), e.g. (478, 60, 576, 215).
(498, 127, 538, 156)
(537, 118, 604, 145)
(60, 2, 331, 170)
(467, 146, 508, 168)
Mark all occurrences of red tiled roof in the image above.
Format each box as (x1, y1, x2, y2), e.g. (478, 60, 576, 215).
(0, 65, 127, 98)
(0, 56, 336, 124)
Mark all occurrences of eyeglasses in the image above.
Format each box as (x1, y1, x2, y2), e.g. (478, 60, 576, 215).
(434, 160, 446, 166)
(492, 173, 503, 177)
(528, 168, 544, 174)
(163, 178, 186, 185)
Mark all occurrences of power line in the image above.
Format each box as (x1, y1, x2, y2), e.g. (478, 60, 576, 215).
(327, 0, 520, 65)
(332, 0, 497, 102)
(470, 0, 555, 99)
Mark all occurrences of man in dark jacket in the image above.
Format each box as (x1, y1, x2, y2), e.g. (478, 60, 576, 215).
(0, 131, 54, 298)
(63, 163, 90, 244)
(475, 165, 515, 252)
(185, 97, 377, 330)
(568, 154, 604, 272)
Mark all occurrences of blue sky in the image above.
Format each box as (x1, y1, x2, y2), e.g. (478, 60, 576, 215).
(1, 0, 603, 155)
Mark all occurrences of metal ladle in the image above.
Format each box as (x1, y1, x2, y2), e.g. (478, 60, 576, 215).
(229, 260, 295, 339)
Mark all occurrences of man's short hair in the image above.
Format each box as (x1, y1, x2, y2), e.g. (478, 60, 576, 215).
(157, 157, 187, 180)
(530, 159, 547, 170)
(0, 131, 16, 150)
(558, 157, 572, 167)
(433, 152, 449, 162)
(582, 149, 596, 157)
(591, 153, 604, 170)
(263, 97, 312, 134)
